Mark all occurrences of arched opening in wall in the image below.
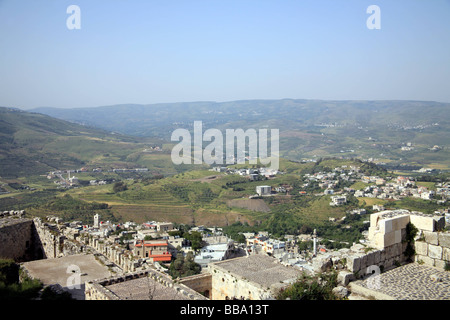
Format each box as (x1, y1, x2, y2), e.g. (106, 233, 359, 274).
(203, 289, 210, 299)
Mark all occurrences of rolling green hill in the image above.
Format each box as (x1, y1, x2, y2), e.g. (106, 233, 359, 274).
(0, 107, 170, 178)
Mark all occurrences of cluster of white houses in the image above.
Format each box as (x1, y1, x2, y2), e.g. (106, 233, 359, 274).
(353, 176, 438, 201)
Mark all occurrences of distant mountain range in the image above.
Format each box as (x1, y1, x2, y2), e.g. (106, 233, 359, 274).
(31, 99, 450, 170)
(32, 99, 450, 138)
(1, 98, 449, 179)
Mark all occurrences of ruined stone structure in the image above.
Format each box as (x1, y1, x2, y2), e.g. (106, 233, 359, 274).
(33, 217, 84, 259)
(0, 217, 43, 262)
(414, 227, 450, 269)
(0, 215, 86, 262)
(367, 210, 447, 271)
(310, 210, 448, 285)
(179, 273, 212, 299)
(85, 269, 207, 300)
(208, 254, 303, 300)
(86, 236, 138, 273)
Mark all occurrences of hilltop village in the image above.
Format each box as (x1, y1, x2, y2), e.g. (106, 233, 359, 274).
(1, 161, 450, 301)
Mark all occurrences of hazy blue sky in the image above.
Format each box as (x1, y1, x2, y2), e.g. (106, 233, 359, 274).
(1, 0, 449, 109)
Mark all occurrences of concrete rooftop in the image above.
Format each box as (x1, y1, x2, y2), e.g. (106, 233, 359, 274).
(210, 254, 302, 288)
(21, 253, 112, 300)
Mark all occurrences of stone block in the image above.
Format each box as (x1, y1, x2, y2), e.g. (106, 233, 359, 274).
(401, 228, 407, 242)
(428, 244, 443, 259)
(312, 256, 333, 272)
(365, 252, 373, 267)
(438, 233, 450, 248)
(443, 248, 450, 262)
(434, 217, 446, 231)
(370, 211, 384, 227)
(384, 258, 393, 269)
(415, 254, 424, 263)
(419, 255, 435, 267)
(376, 215, 409, 233)
(379, 219, 393, 233)
(379, 249, 386, 262)
(384, 245, 392, 259)
(373, 250, 381, 265)
(346, 255, 361, 273)
(385, 244, 397, 259)
(391, 214, 410, 231)
(409, 215, 436, 232)
(423, 231, 439, 245)
(395, 230, 402, 244)
(332, 286, 349, 298)
(373, 231, 401, 249)
(400, 251, 408, 262)
(394, 242, 403, 257)
(368, 226, 378, 241)
(331, 256, 342, 265)
(434, 259, 446, 270)
(402, 241, 408, 253)
(415, 241, 428, 256)
(337, 271, 355, 286)
(360, 254, 368, 270)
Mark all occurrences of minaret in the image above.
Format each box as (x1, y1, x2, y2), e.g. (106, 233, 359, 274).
(313, 229, 317, 257)
(94, 214, 100, 229)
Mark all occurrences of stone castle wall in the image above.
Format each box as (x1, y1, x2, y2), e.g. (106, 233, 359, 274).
(32, 218, 84, 259)
(85, 269, 208, 300)
(32, 218, 63, 259)
(0, 218, 38, 262)
(0, 215, 86, 263)
(209, 264, 269, 300)
(313, 210, 448, 284)
(346, 210, 448, 276)
(179, 273, 212, 299)
(87, 236, 137, 273)
(414, 231, 450, 269)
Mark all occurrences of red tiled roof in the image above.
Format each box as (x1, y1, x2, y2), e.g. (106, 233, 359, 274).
(150, 253, 172, 262)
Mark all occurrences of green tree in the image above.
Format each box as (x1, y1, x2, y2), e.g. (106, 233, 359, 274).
(168, 252, 201, 279)
(183, 231, 204, 251)
(277, 272, 341, 300)
(113, 181, 128, 193)
(0, 259, 43, 300)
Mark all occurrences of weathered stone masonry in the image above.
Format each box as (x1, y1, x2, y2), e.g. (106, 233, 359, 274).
(415, 229, 450, 269)
(0, 218, 42, 262)
(85, 269, 208, 300)
(0, 216, 85, 262)
(345, 210, 448, 276)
